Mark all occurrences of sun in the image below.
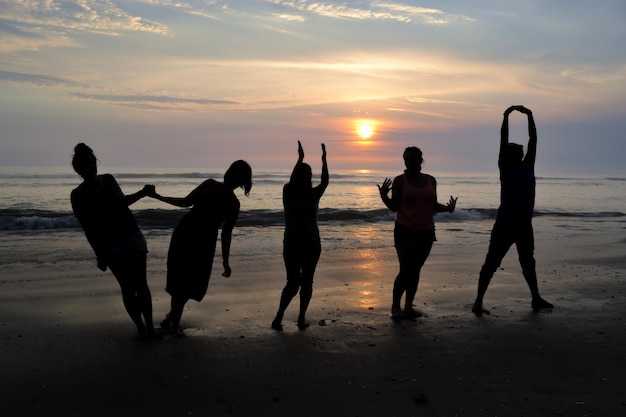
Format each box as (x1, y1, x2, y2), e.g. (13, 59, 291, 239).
(354, 119, 376, 141)
(358, 123, 373, 139)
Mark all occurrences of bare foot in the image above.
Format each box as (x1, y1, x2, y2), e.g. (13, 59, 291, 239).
(532, 298, 554, 310)
(391, 306, 405, 320)
(472, 303, 490, 316)
(271, 319, 283, 332)
(404, 307, 423, 318)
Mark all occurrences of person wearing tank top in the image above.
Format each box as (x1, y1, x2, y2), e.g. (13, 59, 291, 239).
(471, 106, 553, 316)
(378, 147, 458, 320)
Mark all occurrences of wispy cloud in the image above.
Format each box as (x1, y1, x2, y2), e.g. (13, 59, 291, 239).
(0, 70, 78, 87)
(0, 0, 168, 52)
(406, 97, 488, 107)
(275, 13, 306, 22)
(68, 91, 239, 110)
(267, 0, 473, 24)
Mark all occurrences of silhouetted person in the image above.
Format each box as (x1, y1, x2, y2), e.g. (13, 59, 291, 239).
(472, 105, 553, 316)
(378, 147, 457, 319)
(272, 141, 328, 331)
(70, 143, 157, 339)
(150, 160, 252, 335)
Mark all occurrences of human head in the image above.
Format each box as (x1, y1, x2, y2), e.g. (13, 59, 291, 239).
(403, 146, 423, 173)
(503, 143, 524, 166)
(289, 162, 313, 189)
(224, 160, 252, 196)
(72, 143, 98, 179)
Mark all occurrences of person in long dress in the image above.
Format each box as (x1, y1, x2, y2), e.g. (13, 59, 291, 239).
(71, 143, 157, 339)
(150, 160, 252, 334)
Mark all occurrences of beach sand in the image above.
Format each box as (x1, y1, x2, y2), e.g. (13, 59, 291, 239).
(1, 224, 625, 416)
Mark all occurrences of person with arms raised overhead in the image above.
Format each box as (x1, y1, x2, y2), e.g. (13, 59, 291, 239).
(272, 141, 328, 331)
(472, 105, 553, 316)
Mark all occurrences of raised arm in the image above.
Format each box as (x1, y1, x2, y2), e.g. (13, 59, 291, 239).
(519, 106, 537, 166)
(297, 140, 304, 165)
(288, 140, 306, 184)
(499, 106, 516, 166)
(378, 176, 402, 212)
(319, 143, 329, 193)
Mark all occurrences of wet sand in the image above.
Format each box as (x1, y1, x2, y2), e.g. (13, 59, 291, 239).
(1, 227, 625, 416)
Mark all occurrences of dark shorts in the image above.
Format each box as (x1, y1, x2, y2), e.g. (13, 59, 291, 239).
(394, 223, 436, 247)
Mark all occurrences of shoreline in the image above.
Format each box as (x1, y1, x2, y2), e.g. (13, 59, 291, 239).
(1, 222, 625, 416)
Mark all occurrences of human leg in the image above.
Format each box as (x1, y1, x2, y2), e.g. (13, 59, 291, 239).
(516, 223, 553, 310)
(392, 242, 415, 318)
(109, 260, 146, 333)
(272, 244, 303, 331)
(403, 236, 433, 317)
(392, 226, 434, 318)
(473, 222, 513, 316)
(391, 226, 415, 318)
(297, 241, 321, 330)
(161, 294, 188, 335)
(128, 251, 156, 332)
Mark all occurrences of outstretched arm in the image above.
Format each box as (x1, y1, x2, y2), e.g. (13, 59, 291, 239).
(125, 185, 154, 206)
(149, 183, 201, 208)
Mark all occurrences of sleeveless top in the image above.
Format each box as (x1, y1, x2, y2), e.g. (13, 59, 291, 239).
(284, 197, 320, 244)
(396, 174, 436, 230)
(497, 164, 535, 221)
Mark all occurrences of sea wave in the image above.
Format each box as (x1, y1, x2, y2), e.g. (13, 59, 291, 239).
(0, 208, 623, 231)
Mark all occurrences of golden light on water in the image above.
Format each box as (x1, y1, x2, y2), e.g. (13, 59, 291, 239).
(352, 246, 385, 309)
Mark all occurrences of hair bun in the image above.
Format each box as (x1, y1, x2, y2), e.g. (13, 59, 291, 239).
(74, 143, 94, 157)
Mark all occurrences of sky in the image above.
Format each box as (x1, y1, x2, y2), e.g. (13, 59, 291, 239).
(1, 0, 625, 176)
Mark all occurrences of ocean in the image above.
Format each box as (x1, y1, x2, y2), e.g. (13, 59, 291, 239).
(1, 166, 625, 269)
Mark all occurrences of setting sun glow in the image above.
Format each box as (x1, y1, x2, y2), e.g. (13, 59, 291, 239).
(354, 119, 377, 144)
(358, 123, 373, 139)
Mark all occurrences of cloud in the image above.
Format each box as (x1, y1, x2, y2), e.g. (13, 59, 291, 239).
(0, 0, 168, 53)
(267, 0, 474, 24)
(68, 91, 240, 110)
(275, 13, 306, 22)
(0, 70, 78, 87)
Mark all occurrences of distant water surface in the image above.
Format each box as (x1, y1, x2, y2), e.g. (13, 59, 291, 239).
(1, 166, 624, 274)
